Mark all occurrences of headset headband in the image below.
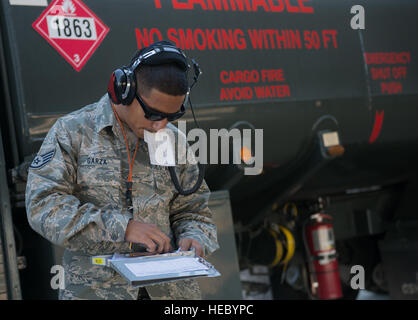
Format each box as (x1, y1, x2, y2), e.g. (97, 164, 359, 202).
(107, 41, 190, 105)
(131, 45, 189, 71)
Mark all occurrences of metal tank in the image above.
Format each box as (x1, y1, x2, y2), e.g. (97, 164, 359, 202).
(0, 0, 418, 299)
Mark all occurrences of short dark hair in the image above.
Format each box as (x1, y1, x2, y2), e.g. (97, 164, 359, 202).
(134, 63, 189, 98)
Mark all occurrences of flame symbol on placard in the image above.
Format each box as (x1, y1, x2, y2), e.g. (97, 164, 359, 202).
(62, 0, 76, 15)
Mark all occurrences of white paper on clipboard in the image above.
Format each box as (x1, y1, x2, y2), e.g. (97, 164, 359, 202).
(125, 257, 209, 277)
(108, 250, 220, 288)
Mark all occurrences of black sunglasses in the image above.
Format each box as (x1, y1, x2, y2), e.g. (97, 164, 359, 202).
(135, 93, 186, 122)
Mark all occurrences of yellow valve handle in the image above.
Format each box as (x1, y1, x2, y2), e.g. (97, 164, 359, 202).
(268, 229, 284, 268)
(279, 226, 295, 265)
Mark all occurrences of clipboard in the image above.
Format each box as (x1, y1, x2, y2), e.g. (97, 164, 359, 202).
(99, 250, 220, 288)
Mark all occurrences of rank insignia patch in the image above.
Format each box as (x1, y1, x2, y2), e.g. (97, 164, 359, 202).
(30, 149, 55, 169)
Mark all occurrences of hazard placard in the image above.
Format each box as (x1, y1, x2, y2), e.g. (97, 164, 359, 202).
(32, 0, 109, 71)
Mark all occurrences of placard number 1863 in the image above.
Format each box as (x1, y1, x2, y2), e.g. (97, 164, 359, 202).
(47, 16, 97, 40)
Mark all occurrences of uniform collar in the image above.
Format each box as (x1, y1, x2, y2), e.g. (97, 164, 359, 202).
(96, 94, 145, 147)
(96, 94, 116, 134)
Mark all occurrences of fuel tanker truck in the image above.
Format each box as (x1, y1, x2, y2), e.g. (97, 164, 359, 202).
(1, 0, 418, 300)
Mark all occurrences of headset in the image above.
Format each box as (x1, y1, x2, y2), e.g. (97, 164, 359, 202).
(107, 41, 205, 196)
(107, 41, 190, 105)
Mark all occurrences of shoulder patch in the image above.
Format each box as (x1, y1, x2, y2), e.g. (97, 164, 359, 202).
(30, 149, 55, 169)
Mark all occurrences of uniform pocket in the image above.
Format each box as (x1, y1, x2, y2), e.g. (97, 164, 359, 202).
(151, 165, 174, 195)
(77, 153, 121, 186)
(76, 154, 122, 207)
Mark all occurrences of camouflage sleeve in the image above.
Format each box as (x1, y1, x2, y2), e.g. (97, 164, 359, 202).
(25, 119, 132, 253)
(169, 162, 220, 257)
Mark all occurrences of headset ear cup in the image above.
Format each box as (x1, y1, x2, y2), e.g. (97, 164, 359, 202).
(108, 68, 135, 105)
(108, 67, 136, 105)
(122, 69, 136, 105)
(107, 72, 119, 104)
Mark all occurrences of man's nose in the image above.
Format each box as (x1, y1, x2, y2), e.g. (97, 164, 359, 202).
(152, 118, 168, 131)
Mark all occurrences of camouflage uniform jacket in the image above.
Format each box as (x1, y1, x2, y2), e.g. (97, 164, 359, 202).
(25, 94, 219, 300)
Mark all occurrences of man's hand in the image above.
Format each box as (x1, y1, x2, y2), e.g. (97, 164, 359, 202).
(179, 238, 204, 257)
(125, 220, 172, 253)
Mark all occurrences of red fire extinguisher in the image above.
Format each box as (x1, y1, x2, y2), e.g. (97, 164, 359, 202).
(304, 213, 343, 299)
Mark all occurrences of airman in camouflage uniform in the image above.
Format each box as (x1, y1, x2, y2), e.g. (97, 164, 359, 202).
(25, 76, 219, 298)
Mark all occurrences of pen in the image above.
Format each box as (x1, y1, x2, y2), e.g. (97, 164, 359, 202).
(129, 247, 181, 257)
(129, 252, 156, 257)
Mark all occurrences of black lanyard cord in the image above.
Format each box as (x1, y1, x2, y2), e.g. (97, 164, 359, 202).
(168, 59, 205, 196)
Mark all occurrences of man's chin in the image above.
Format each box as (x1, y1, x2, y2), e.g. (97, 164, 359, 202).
(135, 128, 145, 139)
(137, 128, 158, 139)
